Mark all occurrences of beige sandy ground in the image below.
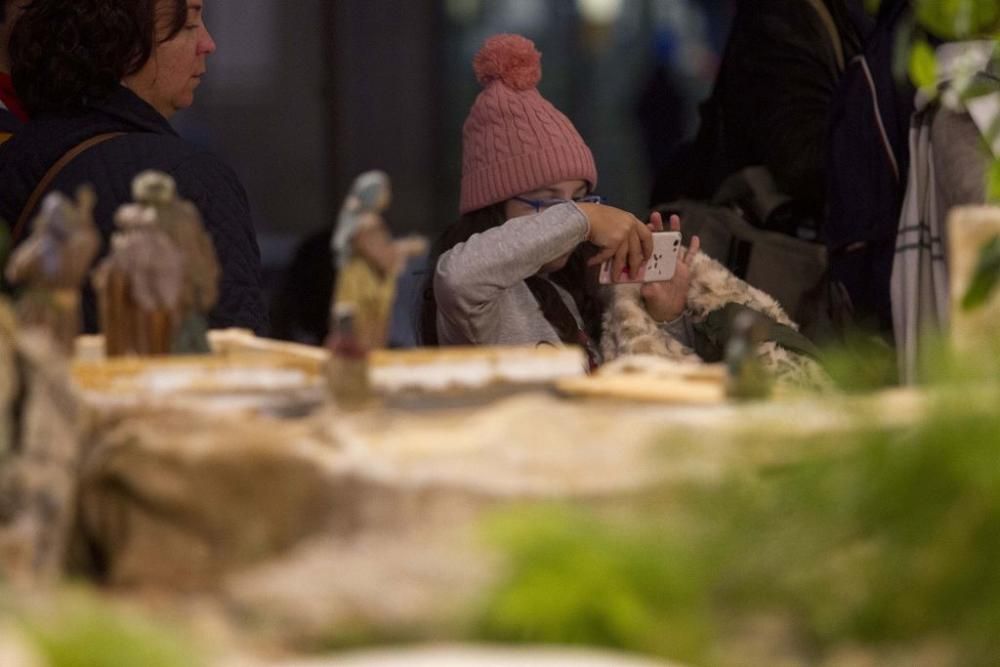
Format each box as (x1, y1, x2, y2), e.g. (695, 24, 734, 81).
(4, 328, 978, 667)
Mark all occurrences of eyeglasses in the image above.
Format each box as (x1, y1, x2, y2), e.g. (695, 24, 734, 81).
(511, 194, 606, 212)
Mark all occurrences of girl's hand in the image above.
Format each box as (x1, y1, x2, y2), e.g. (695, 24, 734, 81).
(578, 203, 653, 280)
(640, 212, 700, 322)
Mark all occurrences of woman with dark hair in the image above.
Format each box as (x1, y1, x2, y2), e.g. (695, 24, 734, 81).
(0, 0, 266, 334)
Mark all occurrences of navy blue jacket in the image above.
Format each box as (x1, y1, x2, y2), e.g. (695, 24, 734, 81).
(0, 86, 267, 334)
(0, 107, 19, 135)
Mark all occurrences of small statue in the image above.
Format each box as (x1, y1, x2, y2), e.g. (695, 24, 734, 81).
(330, 170, 427, 349)
(4, 187, 100, 354)
(325, 302, 372, 409)
(725, 310, 772, 400)
(132, 170, 220, 354)
(92, 204, 184, 356)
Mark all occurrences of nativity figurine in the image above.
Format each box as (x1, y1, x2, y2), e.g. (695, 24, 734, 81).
(132, 170, 220, 353)
(92, 203, 184, 356)
(3, 187, 100, 354)
(330, 170, 427, 349)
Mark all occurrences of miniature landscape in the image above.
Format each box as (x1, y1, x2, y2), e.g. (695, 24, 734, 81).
(1, 166, 1000, 666)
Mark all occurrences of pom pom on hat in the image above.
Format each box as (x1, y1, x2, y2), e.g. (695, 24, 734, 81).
(460, 33, 597, 214)
(473, 34, 541, 91)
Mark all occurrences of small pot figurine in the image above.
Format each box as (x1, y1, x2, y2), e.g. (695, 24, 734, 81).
(330, 170, 427, 349)
(92, 204, 184, 356)
(4, 186, 100, 355)
(325, 301, 372, 409)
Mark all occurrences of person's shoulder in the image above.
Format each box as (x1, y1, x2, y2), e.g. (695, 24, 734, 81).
(744, 0, 827, 32)
(0, 108, 21, 135)
(105, 131, 207, 169)
(102, 133, 246, 199)
(169, 145, 242, 183)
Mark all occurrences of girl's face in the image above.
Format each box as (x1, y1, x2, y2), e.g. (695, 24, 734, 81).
(124, 0, 216, 119)
(504, 179, 588, 274)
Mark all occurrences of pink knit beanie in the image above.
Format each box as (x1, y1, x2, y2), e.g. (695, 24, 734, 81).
(459, 34, 598, 215)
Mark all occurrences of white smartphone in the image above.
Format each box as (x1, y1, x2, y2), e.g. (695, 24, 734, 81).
(598, 231, 682, 284)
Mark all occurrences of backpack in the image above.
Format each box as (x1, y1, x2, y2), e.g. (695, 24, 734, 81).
(825, 0, 915, 334)
(654, 197, 852, 344)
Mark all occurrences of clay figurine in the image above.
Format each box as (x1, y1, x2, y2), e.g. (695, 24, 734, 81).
(4, 187, 100, 354)
(325, 302, 372, 409)
(92, 203, 184, 356)
(132, 170, 220, 353)
(330, 170, 427, 348)
(725, 309, 772, 400)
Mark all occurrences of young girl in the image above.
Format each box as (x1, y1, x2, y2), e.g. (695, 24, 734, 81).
(422, 34, 700, 365)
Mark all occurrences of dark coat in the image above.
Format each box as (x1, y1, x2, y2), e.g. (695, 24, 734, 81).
(0, 86, 267, 334)
(0, 107, 19, 135)
(0, 73, 25, 137)
(652, 0, 869, 223)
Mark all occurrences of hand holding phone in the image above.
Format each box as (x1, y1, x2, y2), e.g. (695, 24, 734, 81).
(598, 231, 682, 284)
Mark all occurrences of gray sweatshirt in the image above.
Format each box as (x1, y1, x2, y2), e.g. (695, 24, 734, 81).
(435, 203, 588, 347)
(434, 202, 693, 350)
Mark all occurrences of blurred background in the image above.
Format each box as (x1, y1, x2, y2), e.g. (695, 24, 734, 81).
(173, 0, 738, 341)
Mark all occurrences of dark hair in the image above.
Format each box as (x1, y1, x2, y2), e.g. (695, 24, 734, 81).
(10, 0, 187, 114)
(419, 204, 602, 347)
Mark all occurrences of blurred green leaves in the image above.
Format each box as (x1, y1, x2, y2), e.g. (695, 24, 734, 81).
(909, 39, 939, 97)
(961, 234, 1000, 310)
(478, 391, 1000, 665)
(915, 0, 1000, 40)
(478, 507, 713, 663)
(16, 592, 204, 667)
(989, 158, 1000, 202)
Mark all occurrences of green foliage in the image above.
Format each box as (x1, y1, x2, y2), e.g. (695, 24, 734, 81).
(989, 158, 1000, 203)
(715, 402, 1000, 659)
(915, 0, 1000, 40)
(962, 234, 1000, 310)
(479, 391, 1000, 664)
(908, 39, 939, 96)
(818, 334, 898, 392)
(18, 592, 204, 667)
(477, 507, 713, 663)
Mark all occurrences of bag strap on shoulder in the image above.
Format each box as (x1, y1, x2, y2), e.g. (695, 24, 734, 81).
(803, 0, 846, 73)
(12, 132, 126, 244)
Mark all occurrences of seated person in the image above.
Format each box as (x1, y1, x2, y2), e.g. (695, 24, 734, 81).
(0, 0, 266, 333)
(424, 34, 827, 392)
(420, 34, 699, 368)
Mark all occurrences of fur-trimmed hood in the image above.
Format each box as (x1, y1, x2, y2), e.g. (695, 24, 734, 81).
(601, 252, 831, 391)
